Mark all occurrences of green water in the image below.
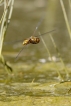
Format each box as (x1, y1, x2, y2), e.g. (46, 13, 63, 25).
(0, 0, 71, 105)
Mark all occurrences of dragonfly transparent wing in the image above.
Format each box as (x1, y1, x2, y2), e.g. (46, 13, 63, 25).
(32, 14, 45, 36)
(4, 39, 23, 45)
(15, 46, 25, 60)
(37, 29, 57, 37)
(5, 15, 45, 45)
(15, 37, 30, 60)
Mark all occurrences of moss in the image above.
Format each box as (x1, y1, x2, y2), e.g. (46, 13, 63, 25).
(0, 96, 71, 106)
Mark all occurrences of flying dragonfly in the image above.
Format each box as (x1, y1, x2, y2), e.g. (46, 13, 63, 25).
(15, 15, 56, 59)
(22, 29, 55, 45)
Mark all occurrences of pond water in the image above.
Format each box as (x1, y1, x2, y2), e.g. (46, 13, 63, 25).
(0, 0, 71, 104)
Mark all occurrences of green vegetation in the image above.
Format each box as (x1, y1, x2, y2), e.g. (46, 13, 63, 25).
(0, 0, 71, 105)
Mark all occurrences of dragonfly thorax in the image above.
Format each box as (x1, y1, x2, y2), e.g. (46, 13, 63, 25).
(29, 36, 40, 44)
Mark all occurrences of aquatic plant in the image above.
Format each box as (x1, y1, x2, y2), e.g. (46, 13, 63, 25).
(0, 0, 14, 72)
(60, 0, 71, 39)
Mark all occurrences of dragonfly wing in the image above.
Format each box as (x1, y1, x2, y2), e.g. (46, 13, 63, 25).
(36, 29, 57, 37)
(15, 46, 25, 61)
(4, 39, 23, 45)
(32, 14, 45, 36)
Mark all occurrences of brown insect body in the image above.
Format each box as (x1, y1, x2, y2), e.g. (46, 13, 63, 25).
(23, 39, 30, 45)
(23, 36, 40, 45)
(16, 13, 56, 59)
(30, 36, 40, 44)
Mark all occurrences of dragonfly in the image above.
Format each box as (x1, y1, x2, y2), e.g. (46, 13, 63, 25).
(15, 15, 56, 60)
(22, 29, 55, 45)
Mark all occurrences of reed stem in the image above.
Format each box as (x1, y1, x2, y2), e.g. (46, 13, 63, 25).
(60, 0, 71, 39)
(39, 32, 64, 81)
(49, 34, 69, 78)
(68, 0, 71, 9)
(0, 0, 14, 72)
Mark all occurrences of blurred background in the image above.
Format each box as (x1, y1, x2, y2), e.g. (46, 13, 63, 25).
(0, 0, 71, 98)
(0, 0, 71, 64)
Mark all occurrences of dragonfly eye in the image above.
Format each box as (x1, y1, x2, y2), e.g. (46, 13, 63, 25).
(36, 38, 40, 43)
